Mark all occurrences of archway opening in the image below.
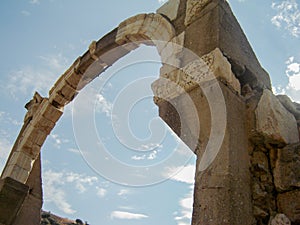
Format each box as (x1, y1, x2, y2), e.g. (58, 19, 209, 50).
(41, 44, 197, 225)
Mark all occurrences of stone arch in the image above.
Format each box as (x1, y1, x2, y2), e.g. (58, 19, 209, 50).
(0, 13, 184, 184)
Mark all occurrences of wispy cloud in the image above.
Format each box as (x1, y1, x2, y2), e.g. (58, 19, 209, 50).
(0, 111, 22, 126)
(118, 189, 130, 197)
(175, 187, 194, 225)
(96, 187, 107, 198)
(273, 56, 300, 102)
(95, 93, 112, 117)
(5, 54, 68, 99)
(43, 170, 98, 214)
(163, 164, 196, 184)
(21, 10, 31, 16)
(110, 211, 148, 220)
(158, 0, 167, 4)
(0, 137, 12, 171)
(271, 0, 300, 37)
(131, 149, 160, 161)
(50, 133, 69, 149)
(29, 0, 40, 4)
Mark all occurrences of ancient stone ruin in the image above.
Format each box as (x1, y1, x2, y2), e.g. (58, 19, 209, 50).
(0, 0, 300, 224)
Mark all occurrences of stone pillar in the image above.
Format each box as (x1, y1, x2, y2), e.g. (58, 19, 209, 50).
(152, 47, 254, 224)
(0, 178, 28, 225)
(12, 155, 42, 225)
(192, 82, 253, 225)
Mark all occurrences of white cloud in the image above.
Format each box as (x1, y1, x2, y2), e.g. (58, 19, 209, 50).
(43, 170, 76, 214)
(95, 93, 112, 116)
(50, 133, 69, 149)
(131, 155, 146, 160)
(96, 187, 107, 198)
(0, 111, 22, 126)
(67, 148, 82, 155)
(0, 138, 12, 171)
(43, 170, 98, 214)
(175, 188, 194, 224)
(147, 150, 158, 160)
(274, 57, 300, 103)
(118, 189, 130, 196)
(131, 149, 160, 161)
(271, 0, 300, 37)
(110, 211, 148, 220)
(164, 164, 196, 184)
(158, 0, 167, 4)
(5, 54, 69, 99)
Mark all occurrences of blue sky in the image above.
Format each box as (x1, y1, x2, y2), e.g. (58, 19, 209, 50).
(0, 0, 300, 224)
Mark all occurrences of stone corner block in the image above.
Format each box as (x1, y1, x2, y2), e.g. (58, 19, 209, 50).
(255, 89, 299, 145)
(157, 0, 180, 21)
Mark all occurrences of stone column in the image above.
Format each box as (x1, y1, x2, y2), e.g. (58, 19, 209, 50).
(191, 81, 253, 225)
(152, 48, 254, 224)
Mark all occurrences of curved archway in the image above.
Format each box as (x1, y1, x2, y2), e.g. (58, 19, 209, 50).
(1, 13, 185, 184)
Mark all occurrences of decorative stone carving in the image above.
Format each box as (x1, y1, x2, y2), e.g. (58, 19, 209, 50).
(157, 0, 180, 21)
(273, 143, 300, 192)
(24, 92, 44, 124)
(255, 89, 299, 145)
(152, 48, 240, 104)
(185, 0, 210, 26)
(268, 214, 291, 225)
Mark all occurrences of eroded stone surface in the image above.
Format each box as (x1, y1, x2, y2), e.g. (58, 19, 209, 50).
(277, 189, 300, 224)
(277, 95, 300, 120)
(185, 0, 210, 26)
(255, 89, 299, 145)
(269, 214, 291, 225)
(251, 149, 276, 222)
(152, 48, 240, 104)
(157, 0, 180, 21)
(273, 143, 300, 192)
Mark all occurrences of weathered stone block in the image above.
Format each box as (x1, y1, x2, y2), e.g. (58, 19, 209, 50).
(17, 139, 41, 157)
(37, 99, 63, 123)
(274, 143, 300, 192)
(13, 155, 42, 225)
(20, 124, 48, 147)
(255, 89, 299, 145)
(277, 189, 300, 224)
(269, 214, 291, 225)
(183, 0, 271, 90)
(185, 0, 210, 26)
(2, 164, 30, 184)
(0, 177, 29, 225)
(8, 151, 33, 171)
(153, 48, 240, 104)
(277, 95, 300, 120)
(30, 114, 55, 135)
(49, 79, 78, 103)
(157, 0, 180, 21)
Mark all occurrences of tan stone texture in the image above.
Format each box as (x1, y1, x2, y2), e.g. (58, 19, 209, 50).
(157, 0, 180, 21)
(269, 214, 291, 225)
(274, 143, 300, 192)
(277, 190, 300, 224)
(0, 177, 29, 225)
(255, 89, 299, 145)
